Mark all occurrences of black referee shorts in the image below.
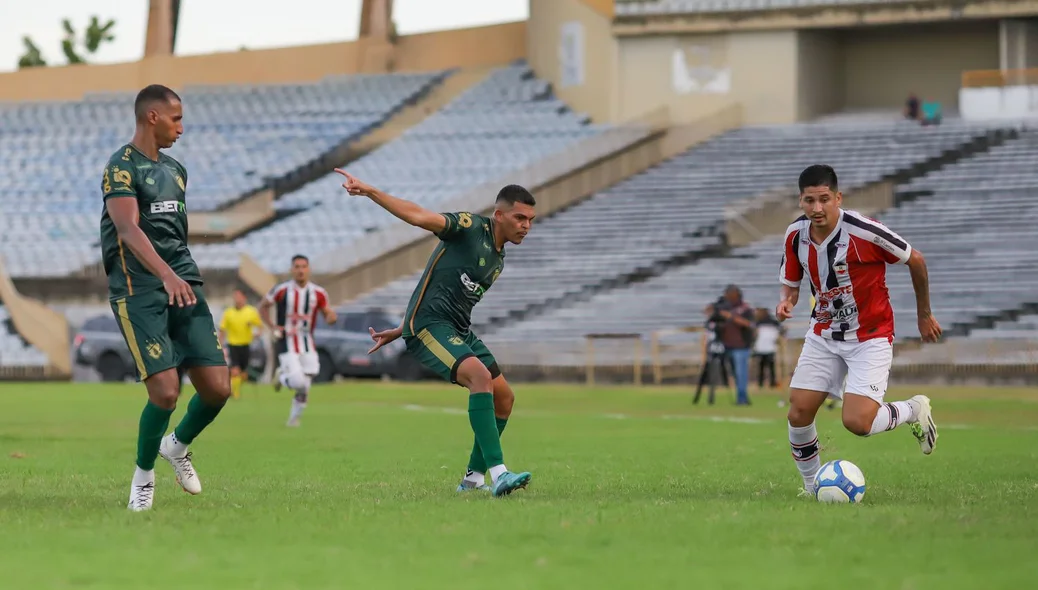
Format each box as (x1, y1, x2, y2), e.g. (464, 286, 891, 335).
(227, 345, 251, 371)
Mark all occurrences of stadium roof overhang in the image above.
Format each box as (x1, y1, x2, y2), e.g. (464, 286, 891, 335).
(612, 0, 1038, 36)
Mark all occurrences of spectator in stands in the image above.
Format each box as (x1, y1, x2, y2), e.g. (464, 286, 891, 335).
(921, 101, 943, 126)
(694, 303, 729, 405)
(904, 93, 920, 120)
(753, 307, 784, 389)
(717, 285, 755, 406)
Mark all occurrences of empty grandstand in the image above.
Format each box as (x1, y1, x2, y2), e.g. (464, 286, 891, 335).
(0, 72, 444, 278)
(348, 118, 1020, 346)
(190, 64, 612, 273)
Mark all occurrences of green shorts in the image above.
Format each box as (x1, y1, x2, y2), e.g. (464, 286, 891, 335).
(404, 324, 500, 384)
(110, 284, 226, 382)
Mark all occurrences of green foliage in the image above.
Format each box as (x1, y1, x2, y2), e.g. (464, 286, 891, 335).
(18, 15, 116, 69)
(17, 37, 46, 69)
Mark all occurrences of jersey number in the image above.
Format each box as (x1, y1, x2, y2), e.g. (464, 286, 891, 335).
(458, 212, 473, 228)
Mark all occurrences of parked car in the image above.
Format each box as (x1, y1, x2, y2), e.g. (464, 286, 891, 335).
(73, 308, 434, 383)
(73, 314, 266, 382)
(309, 308, 433, 383)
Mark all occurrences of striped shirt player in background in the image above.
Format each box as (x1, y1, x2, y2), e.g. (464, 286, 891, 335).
(777, 165, 942, 497)
(259, 254, 337, 427)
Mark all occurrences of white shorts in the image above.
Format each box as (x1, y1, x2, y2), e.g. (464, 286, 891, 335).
(278, 352, 320, 378)
(789, 333, 893, 403)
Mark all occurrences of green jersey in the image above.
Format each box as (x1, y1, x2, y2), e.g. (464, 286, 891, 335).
(99, 144, 202, 301)
(403, 212, 505, 337)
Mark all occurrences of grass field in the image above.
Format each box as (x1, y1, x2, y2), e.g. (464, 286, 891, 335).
(1, 380, 1036, 589)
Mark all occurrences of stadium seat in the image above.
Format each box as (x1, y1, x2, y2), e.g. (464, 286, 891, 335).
(0, 72, 445, 278)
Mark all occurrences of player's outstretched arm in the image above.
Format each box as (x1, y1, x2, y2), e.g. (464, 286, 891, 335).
(107, 197, 196, 307)
(257, 296, 282, 339)
(906, 249, 942, 342)
(333, 169, 446, 234)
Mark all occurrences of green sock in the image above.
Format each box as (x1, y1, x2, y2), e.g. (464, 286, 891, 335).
(467, 417, 508, 474)
(173, 392, 225, 445)
(137, 401, 174, 470)
(468, 393, 504, 470)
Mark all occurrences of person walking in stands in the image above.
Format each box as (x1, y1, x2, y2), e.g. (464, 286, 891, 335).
(717, 285, 755, 406)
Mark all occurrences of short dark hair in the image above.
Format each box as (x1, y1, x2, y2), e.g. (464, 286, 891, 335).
(134, 84, 181, 122)
(496, 184, 536, 207)
(798, 165, 838, 193)
(291, 254, 309, 264)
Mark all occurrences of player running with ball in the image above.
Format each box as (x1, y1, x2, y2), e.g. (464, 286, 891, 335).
(778, 165, 941, 496)
(334, 168, 534, 497)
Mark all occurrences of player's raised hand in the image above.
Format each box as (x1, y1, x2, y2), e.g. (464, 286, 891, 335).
(334, 168, 370, 197)
(776, 300, 795, 322)
(367, 326, 402, 354)
(918, 313, 942, 343)
(162, 273, 196, 307)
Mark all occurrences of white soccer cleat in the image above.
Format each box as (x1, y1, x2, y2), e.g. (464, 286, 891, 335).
(159, 435, 202, 495)
(128, 476, 155, 512)
(286, 417, 300, 428)
(908, 395, 938, 455)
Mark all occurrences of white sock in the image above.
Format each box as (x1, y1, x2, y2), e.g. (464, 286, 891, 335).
(464, 470, 485, 486)
(166, 432, 188, 457)
(867, 401, 915, 436)
(488, 464, 508, 483)
(289, 398, 307, 422)
(132, 467, 155, 486)
(789, 422, 821, 491)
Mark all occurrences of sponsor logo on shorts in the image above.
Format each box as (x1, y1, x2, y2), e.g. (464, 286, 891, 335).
(146, 341, 163, 359)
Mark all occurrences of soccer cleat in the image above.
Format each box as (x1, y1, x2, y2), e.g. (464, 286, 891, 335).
(159, 435, 202, 495)
(128, 480, 155, 512)
(286, 417, 300, 428)
(272, 367, 283, 392)
(491, 471, 532, 497)
(908, 395, 938, 455)
(456, 479, 491, 493)
(798, 486, 817, 500)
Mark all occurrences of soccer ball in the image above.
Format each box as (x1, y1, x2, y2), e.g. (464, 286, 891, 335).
(813, 459, 866, 504)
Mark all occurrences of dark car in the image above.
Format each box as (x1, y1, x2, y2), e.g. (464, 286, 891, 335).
(308, 308, 432, 383)
(73, 308, 433, 384)
(73, 314, 266, 382)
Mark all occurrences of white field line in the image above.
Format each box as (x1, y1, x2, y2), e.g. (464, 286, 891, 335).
(394, 403, 1038, 431)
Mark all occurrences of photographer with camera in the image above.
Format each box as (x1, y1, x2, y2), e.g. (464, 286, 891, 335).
(693, 302, 730, 405)
(716, 285, 756, 406)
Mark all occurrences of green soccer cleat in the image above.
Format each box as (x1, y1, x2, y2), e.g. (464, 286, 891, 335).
(491, 471, 532, 497)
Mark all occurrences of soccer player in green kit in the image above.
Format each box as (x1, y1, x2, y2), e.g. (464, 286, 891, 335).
(334, 168, 534, 497)
(100, 85, 232, 511)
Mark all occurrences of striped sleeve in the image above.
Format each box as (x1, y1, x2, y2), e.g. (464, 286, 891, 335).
(780, 224, 803, 288)
(265, 282, 287, 304)
(843, 212, 912, 265)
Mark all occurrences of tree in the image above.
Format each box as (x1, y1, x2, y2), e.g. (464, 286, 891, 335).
(17, 37, 46, 69)
(17, 15, 115, 69)
(62, 16, 117, 64)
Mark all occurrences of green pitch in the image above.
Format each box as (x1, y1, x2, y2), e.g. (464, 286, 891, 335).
(1, 381, 1036, 589)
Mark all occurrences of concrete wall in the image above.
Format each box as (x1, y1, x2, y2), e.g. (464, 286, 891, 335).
(610, 20, 1000, 125)
(797, 30, 845, 120)
(0, 22, 526, 101)
(616, 30, 797, 125)
(527, 0, 619, 122)
(843, 21, 1000, 109)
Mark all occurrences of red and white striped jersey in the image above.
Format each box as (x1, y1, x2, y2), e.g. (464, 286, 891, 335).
(780, 209, 912, 342)
(265, 280, 330, 354)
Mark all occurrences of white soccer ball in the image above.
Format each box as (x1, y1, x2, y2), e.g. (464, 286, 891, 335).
(814, 459, 866, 504)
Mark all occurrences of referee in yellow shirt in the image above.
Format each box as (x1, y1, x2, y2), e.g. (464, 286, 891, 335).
(219, 289, 263, 399)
